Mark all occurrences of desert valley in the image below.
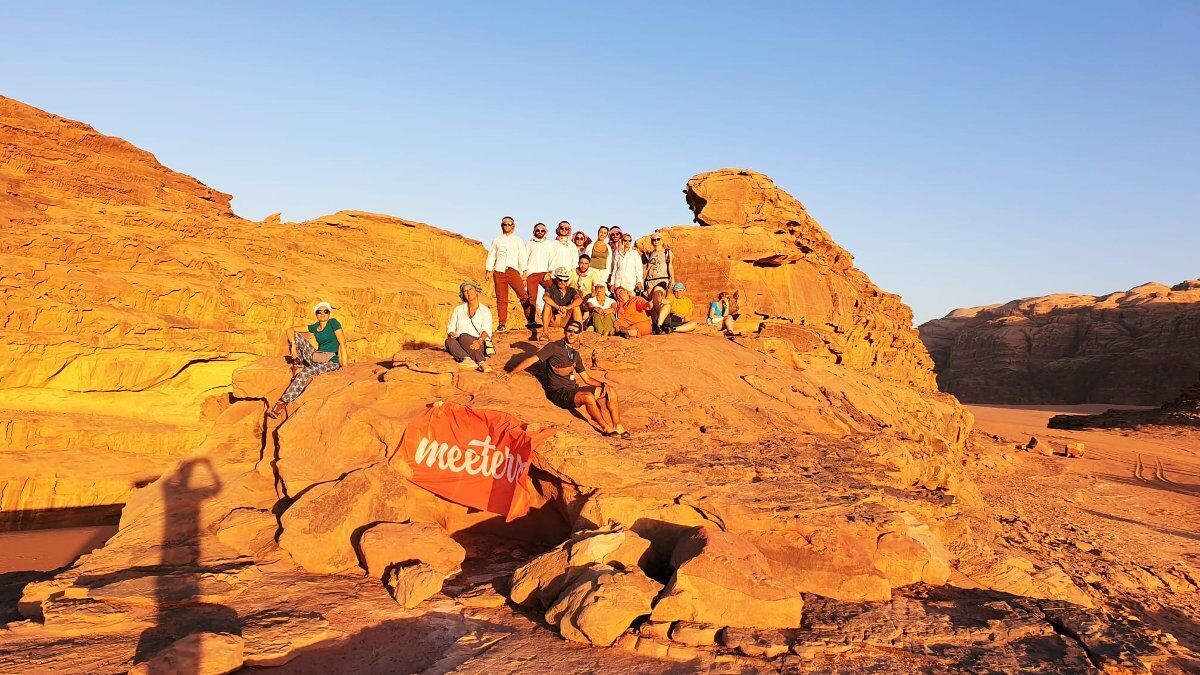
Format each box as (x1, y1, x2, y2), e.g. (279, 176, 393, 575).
(1, 92, 1198, 675)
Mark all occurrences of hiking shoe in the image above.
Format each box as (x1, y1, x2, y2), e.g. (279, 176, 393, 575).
(478, 363, 493, 373)
(459, 360, 478, 370)
(497, 325, 508, 333)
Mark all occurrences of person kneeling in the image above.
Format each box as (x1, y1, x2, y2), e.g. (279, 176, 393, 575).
(445, 280, 494, 372)
(506, 320, 629, 438)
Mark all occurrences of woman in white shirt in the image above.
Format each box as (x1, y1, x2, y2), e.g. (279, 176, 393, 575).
(445, 281, 494, 372)
(609, 233, 644, 293)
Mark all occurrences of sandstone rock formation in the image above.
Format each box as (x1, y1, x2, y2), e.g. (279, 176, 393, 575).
(1048, 373, 1200, 430)
(2, 96, 1180, 671)
(0, 95, 484, 515)
(649, 169, 937, 390)
(920, 280, 1200, 404)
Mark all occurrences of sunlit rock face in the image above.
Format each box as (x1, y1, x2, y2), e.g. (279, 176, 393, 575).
(0, 95, 484, 512)
(920, 280, 1200, 404)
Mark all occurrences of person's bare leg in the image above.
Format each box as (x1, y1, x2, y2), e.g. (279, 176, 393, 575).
(575, 391, 614, 434)
(540, 305, 553, 340)
(571, 306, 584, 323)
(673, 321, 697, 333)
(625, 327, 640, 338)
(602, 385, 623, 432)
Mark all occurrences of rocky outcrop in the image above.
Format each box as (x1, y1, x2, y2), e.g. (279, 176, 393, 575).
(1049, 374, 1200, 430)
(0, 95, 485, 513)
(650, 169, 937, 390)
(919, 280, 1200, 404)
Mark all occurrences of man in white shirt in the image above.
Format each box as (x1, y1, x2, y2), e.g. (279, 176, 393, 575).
(609, 232, 644, 293)
(524, 222, 554, 326)
(551, 221, 578, 273)
(484, 216, 528, 332)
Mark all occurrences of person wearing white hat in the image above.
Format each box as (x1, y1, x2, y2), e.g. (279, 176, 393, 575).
(539, 267, 584, 340)
(269, 301, 348, 419)
(445, 280, 494, 372)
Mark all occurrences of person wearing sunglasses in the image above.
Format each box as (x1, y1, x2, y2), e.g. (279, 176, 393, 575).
(550, 221, 578, 277)
(572, 230, 592, 257)
(641, 234, 674, 297)
(540, 267, 584, 339)
(505, 319, 629, 438)
(609, 233, 644, 294)
(268, 301, 347, 419)
(524, 223, 554, 327)
(484, 216, 528, 333)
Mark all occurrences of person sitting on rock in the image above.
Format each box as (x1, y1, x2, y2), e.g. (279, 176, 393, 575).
(708, 291, 742, 335)
(540, 267, 584, 339)
(269, 301, 347, 418)
(445, 281, 494, 372)
(506, 319, 628, 438)
(587, 282, 617, 336)
(613, 286, 653, 338)
(653, 282, 697, 334)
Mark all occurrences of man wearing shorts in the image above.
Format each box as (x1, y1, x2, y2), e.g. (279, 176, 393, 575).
(506, 320, 629, 438)
(540, 267, 584, 337)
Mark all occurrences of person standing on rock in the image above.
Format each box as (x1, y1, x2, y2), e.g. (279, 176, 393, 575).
(484, 216, 528, 333)
(641, 234, 674, 296)
(505, 319, 629, 438)
(524, 223, 553, 327)
(445, 281, 494, 372)
(586, 226, 611, 281)
(269, 301, 347, 418)
(551, 221, 578, 275)
(609, 233, 644, 294)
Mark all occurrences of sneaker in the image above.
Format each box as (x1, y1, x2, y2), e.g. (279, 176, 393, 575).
(478, 363, 492, 373)
(459, 360, 478, 370)
(497, 325, 508, 333)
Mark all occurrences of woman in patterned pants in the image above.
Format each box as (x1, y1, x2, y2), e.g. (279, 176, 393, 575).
(268, 301, 347, 419)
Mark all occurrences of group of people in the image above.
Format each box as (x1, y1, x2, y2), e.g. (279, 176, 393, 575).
(267, 217, 743, 437)
(480, 216, 741, 341)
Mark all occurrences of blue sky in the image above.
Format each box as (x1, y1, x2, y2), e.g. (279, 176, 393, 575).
(4, 1, 1197, 323)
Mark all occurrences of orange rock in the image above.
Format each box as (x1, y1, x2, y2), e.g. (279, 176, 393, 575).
(920, 280, 1200, 404)
(651, 527, 804, 629)
(544, 565, 663, 647)
(357, 521, 466, 579)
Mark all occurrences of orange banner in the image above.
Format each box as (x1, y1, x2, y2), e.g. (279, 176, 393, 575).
(395, 402, 554, 521)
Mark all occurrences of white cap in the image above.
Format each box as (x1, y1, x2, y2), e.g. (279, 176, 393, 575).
(313, 301, 332, 314)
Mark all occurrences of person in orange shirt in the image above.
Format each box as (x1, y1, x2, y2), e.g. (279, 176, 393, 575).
(613, 286, 653, 338)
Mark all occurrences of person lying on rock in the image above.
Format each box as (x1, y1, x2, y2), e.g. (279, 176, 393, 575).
(708, 291, 742, 335)
(613, 286, 652, 338)
(269, 301, 347, 418)
(505, 319, 629, 438)
(652, 282, 697, 334)
(446, 281, 494, 372)
(539, 267, 584, 339)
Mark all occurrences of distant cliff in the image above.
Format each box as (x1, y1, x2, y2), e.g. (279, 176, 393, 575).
(919, 281, 1200, 405)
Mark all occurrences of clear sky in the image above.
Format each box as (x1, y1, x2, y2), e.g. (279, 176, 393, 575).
(4, 2, 1197, 323)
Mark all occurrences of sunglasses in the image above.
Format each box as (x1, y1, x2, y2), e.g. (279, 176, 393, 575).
(502, 222, 514, 227)
(534, 229, 547, 234)
(651, 237, 661, 241)
(316, 309, 331, 315)
(622, 238, 632, 242)
(565, 329, 581, 335)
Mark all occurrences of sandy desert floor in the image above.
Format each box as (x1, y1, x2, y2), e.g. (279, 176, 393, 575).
(965, 404, 1200, 669)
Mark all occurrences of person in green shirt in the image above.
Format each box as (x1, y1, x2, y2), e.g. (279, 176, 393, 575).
(268, 301, 349, 419)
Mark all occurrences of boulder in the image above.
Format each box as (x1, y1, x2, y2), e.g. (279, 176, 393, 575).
(386, 562, 447, 609)
(357, 521, 466, 579)
(650, 527, 804, 628)
(1065, 442, 1085, 458)
(215, 508, 279, 559)
(278, 466, 409, 574)
(129, 631, 244, 675)
(510, 526, 653, 607)
(544, 565, 663, 647)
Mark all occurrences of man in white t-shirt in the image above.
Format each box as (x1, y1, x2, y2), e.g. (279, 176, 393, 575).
(484, 216, 528, 332)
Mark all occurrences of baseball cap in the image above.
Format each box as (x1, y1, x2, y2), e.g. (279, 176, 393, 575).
(672, 282, 686, 291)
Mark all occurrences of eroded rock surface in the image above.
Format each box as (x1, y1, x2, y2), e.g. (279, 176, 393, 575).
(920, 280, 1200, 404)
(0, 96, 1186, 672)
